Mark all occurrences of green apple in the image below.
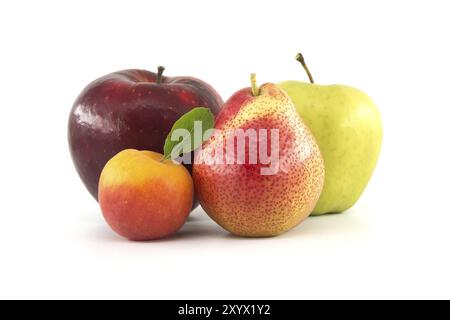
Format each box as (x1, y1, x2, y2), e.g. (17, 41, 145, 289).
(278, 54, 382, 215)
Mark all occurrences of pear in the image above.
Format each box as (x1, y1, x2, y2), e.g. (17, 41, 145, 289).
(278, 54, 382, 215)
(193, 74, 324, 237)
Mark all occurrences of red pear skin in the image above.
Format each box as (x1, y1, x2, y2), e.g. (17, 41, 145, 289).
(193, 83, 325, 237)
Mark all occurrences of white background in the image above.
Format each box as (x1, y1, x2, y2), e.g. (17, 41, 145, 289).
(1, 0, 449, 299)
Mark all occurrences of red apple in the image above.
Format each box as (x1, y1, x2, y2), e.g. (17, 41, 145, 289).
(68, 67, 223, 200)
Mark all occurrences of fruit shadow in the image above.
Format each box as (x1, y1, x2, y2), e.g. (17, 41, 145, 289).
(282, 208, 369, 239)
(89, 207, 368, 243)
(88, 210, 230, 243)
(212, 209, 367, 241)
(177, 210, 365, 241)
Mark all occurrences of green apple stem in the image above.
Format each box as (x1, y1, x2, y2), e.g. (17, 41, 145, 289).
(156, 66, 165, 84)
(296, 53, 314, 84)
(250, 73, 260, 96)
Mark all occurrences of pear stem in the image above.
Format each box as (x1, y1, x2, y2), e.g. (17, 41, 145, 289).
(296, 53, 314, 84)
(156, 66, 165, 84)
(250, 73, 260, 96)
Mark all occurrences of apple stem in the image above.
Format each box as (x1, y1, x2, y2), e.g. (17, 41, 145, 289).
(250, 73, 260, 96)
(296, 53, 314, 84)
(156, 66, 165, 84)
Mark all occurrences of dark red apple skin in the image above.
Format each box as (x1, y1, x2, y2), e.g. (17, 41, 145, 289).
(68, 69, 223, 201)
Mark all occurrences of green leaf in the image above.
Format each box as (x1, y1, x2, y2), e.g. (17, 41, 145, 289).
(163, 107, 215, 160)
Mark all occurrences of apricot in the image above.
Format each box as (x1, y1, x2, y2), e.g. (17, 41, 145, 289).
(98, 149, 193, 240)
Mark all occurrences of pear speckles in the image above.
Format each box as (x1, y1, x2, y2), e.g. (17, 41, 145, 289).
(193, 83, 325, 237)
